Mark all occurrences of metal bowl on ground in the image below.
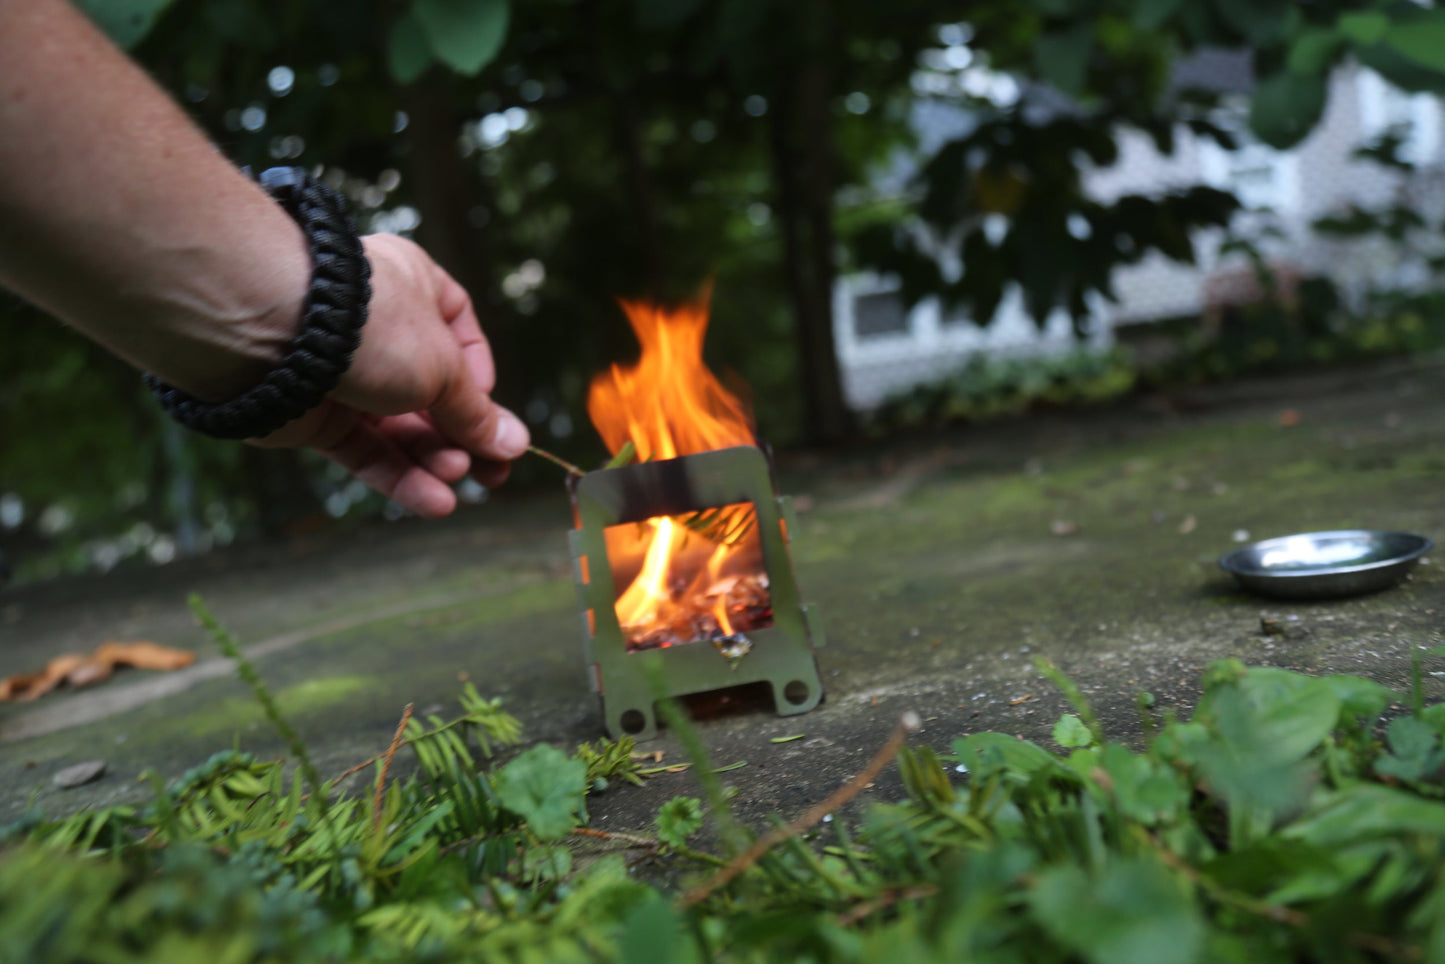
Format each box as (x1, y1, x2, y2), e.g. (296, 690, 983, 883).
(1219, 530, 1433, 600)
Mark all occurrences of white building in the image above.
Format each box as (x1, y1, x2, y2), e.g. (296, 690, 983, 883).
(835, 52, 1445, 410)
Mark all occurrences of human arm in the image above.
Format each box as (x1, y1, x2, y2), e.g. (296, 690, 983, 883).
(0, 0, 529, 517)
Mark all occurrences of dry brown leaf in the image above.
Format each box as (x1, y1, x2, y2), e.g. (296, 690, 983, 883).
(0, 641, 195, 702)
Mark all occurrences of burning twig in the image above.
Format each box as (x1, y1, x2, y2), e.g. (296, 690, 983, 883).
(680, 711, 922, 908)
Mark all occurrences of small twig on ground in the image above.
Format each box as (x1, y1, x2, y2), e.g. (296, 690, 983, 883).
(837, 884, 939, 927)
(572, 826, 658, 849)
(373, 702, 414, 834)
(527, 445, 585, 477)
(681, 711, 922, 908)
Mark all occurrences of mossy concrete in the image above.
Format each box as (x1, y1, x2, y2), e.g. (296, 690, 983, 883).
(3, 359, 1444, 832)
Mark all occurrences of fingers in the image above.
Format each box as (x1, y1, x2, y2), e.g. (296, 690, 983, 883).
(427, 359, 531, 465)
(372, 412, 472, 484)
(306, 404, 460, 518)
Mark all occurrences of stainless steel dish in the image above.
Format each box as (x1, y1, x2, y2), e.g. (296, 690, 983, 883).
(1219, 530, 1432, 599)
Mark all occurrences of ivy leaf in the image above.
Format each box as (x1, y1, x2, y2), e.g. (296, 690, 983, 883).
(494, 745, 587, 841)
(74, 0, 175, 48)
(655, 796, 703, 850)
(1053, 713, 1094, 748)
(413, 0, 510, 76)
(1029, 858, 1204, 964)
(387, 12, 436, 86)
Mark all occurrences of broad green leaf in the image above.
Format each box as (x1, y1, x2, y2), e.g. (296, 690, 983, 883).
(1386, 21, 1445, 73)
(1052, 713, 1094, 748)
(1338, 10, 1390, 46)
(1287, 28, 1343, 76)
(74, 0, 175, 48)
(655, 796, 703, 850)
(1029, 858, 1204, 964)
(387, 13, 436, 86)
(1249, 70, 1329, 148)
(413, 0, 510, 76)
(494, 744, 587, 840)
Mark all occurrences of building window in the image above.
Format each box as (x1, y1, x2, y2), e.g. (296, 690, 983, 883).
(852, 289, 910, 339)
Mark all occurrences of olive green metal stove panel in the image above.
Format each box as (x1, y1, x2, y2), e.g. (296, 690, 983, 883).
(567, 446, 825, 740)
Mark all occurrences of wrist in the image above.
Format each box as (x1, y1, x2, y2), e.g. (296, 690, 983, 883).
(144, 200, 311, 401)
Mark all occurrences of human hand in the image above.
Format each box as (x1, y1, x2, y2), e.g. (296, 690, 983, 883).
(255, 234, 529, 518)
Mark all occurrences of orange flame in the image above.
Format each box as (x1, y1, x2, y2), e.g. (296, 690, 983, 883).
(588, 292, 770, 649)
(586, 292, 754, 462)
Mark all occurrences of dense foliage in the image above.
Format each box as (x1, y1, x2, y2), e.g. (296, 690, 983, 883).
(3, 602, 1445, 962)
(10, 0, 1445, 577)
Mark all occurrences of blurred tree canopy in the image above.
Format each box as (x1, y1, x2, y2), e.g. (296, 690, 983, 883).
(6, 0, 1445, 578)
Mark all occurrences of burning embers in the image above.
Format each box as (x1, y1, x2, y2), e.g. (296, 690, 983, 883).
(587, 295, 774, 655)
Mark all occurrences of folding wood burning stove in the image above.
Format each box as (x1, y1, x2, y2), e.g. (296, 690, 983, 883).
(568, 445, 825, 740)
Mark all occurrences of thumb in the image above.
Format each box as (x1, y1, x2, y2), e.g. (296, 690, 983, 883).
(428, 361, 530, 463)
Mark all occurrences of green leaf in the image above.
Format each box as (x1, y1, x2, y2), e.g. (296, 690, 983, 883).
(1338, 10, 1390, 46)
(953, 733, 1067, 782)
(494, 744, 587, 841)
(1317, 674, 1393, 724)
(1029, 858, 1205, 964)
(1034, 25, 1094, 94)
(1375, 716, 1445, 781)
(655, 796, 703, 850)
(1385, 20, 1445, 73)
(74, 0, 175, 48)
(605, 440, 638, 469)
(1249, 70, 1328, 148)
(1134, 0, 1185, 31)
(387, 13, 436, 85)
(413, 0, 510, 76)
(616, 893, 700, 964)
(634, 0, 700, 29)
(1098, 744, 1189, 825)
(1287, 28, 1343, 76)
(1212, 0, 1293, 46)
(1053, 713, 1094, 748)
(1284, 784, 1445, 847)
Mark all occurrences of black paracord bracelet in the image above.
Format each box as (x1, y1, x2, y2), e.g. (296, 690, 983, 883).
(145, 166, 371, 439)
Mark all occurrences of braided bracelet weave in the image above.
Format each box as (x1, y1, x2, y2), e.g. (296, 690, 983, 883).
(145, 166, 371, 439)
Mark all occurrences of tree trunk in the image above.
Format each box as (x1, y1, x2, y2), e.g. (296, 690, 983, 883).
(769, 60, 852, 443)
(399, 77, 501, 327)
